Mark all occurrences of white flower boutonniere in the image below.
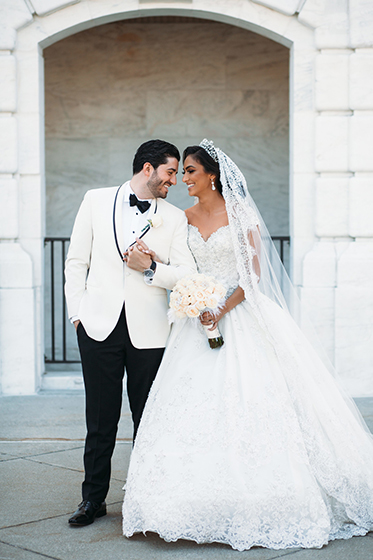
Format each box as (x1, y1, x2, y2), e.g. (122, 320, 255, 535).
(148, 215, 163, 229)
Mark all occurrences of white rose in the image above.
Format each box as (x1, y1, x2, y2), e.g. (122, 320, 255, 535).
(176, 286, 187, 296)
(186, 305, 200, 318)
(196, 299, 207, 311)
(148, 215, 163, 229)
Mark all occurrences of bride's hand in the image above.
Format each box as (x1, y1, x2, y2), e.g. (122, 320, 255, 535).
(135, 238, 157, 262)
(200, 310, 223, 331)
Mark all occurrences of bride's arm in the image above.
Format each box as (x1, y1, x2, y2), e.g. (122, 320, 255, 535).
(200, 287, 245, 330)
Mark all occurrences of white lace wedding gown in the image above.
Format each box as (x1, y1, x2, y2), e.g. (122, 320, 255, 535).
(122, 224, 373, 551)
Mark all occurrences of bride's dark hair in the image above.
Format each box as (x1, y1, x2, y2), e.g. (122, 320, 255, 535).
(183, 146, 223, 195)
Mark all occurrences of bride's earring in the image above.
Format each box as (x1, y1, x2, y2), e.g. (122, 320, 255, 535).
(211, 178, 216, 191)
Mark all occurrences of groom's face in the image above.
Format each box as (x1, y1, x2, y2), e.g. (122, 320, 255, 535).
(146, 157, 179, 199)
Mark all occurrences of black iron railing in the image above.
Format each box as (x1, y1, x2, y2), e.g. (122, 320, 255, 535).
(271, 236, 290, 264)
(44, 236, 290, 365)
(44, 237, 80, 364)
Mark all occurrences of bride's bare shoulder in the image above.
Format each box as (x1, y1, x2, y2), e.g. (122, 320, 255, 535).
(185, 205, 199, 223)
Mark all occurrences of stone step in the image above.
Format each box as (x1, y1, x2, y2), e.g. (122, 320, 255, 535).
(41, 371, 84, 391)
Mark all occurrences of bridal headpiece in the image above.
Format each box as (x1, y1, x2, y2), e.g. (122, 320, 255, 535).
(199, 139, 219, 162)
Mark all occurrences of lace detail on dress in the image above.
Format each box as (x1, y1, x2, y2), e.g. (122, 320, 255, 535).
(122, 227, 373, 551)
(187, 224, 239, 298)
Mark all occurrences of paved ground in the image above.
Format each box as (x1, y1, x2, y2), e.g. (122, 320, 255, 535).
(0, 393, 373, 560)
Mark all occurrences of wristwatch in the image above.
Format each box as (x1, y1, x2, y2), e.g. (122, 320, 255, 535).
(143, 259, 157, 280)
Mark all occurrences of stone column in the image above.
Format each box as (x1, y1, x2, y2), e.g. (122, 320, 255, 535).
(335, 37, 373, 395)
(0, 2, 37, 394)
(299, 0, 373, 396)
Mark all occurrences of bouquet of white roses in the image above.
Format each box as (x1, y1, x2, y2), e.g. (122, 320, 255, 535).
(169, 273, 227, 348)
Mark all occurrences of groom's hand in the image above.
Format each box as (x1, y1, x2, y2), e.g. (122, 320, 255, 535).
(125, 244, 153, 272)
(135, 238, 157, 261)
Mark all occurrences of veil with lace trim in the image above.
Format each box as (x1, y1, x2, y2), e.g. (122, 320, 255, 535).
(199, 138, 370, 435)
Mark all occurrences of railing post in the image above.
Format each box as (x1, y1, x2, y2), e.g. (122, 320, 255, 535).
(62, 239, 67, 363)
(50, 239, 55, 363)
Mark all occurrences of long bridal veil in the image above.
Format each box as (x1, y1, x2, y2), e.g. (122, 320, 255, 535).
(199, 138, 371, 436)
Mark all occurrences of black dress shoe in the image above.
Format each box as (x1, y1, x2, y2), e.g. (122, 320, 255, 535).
(68, 500, 107, 526)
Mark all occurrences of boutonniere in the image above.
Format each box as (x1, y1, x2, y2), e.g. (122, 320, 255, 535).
(147, 215, 163, 229)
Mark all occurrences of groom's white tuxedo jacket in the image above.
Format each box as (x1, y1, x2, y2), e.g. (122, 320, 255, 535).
(64, 182, 196, 348)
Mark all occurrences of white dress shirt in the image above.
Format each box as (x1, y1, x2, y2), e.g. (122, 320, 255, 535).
(122, 182, 152, 250)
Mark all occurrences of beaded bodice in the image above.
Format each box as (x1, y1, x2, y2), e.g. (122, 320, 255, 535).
(187, 224, 239, 298)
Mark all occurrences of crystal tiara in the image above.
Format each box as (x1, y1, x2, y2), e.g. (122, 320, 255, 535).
(199, 139, 219, 162)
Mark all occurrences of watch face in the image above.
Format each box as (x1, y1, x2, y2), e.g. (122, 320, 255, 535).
(144, 269, 154, 278)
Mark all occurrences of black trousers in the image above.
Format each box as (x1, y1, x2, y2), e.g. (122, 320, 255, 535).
(77, 306, 164, 504)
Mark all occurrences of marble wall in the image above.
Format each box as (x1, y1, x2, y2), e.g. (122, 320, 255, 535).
(5, 0, 372, 396)
(44, 17, 289, 238)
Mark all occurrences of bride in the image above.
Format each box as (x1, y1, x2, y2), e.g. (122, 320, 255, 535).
(122, 139, 373, 551)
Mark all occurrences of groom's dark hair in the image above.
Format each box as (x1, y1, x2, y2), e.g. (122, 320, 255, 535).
(133, 140, 180, 175)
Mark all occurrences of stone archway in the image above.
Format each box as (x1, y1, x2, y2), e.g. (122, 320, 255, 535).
(7, 0, 358, 396)
(42, 15, 290, 376)
(44, 17, 290, 239)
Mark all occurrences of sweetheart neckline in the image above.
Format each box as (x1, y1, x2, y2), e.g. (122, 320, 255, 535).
(188, 223, 230, 243)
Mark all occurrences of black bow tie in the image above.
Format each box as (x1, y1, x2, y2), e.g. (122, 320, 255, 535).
(129, 193, 151, 214)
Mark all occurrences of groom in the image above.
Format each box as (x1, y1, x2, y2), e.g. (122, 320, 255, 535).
(64, 139, 196, 527)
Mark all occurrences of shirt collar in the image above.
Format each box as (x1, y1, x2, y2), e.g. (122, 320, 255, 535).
(123, 181, 152, 204)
